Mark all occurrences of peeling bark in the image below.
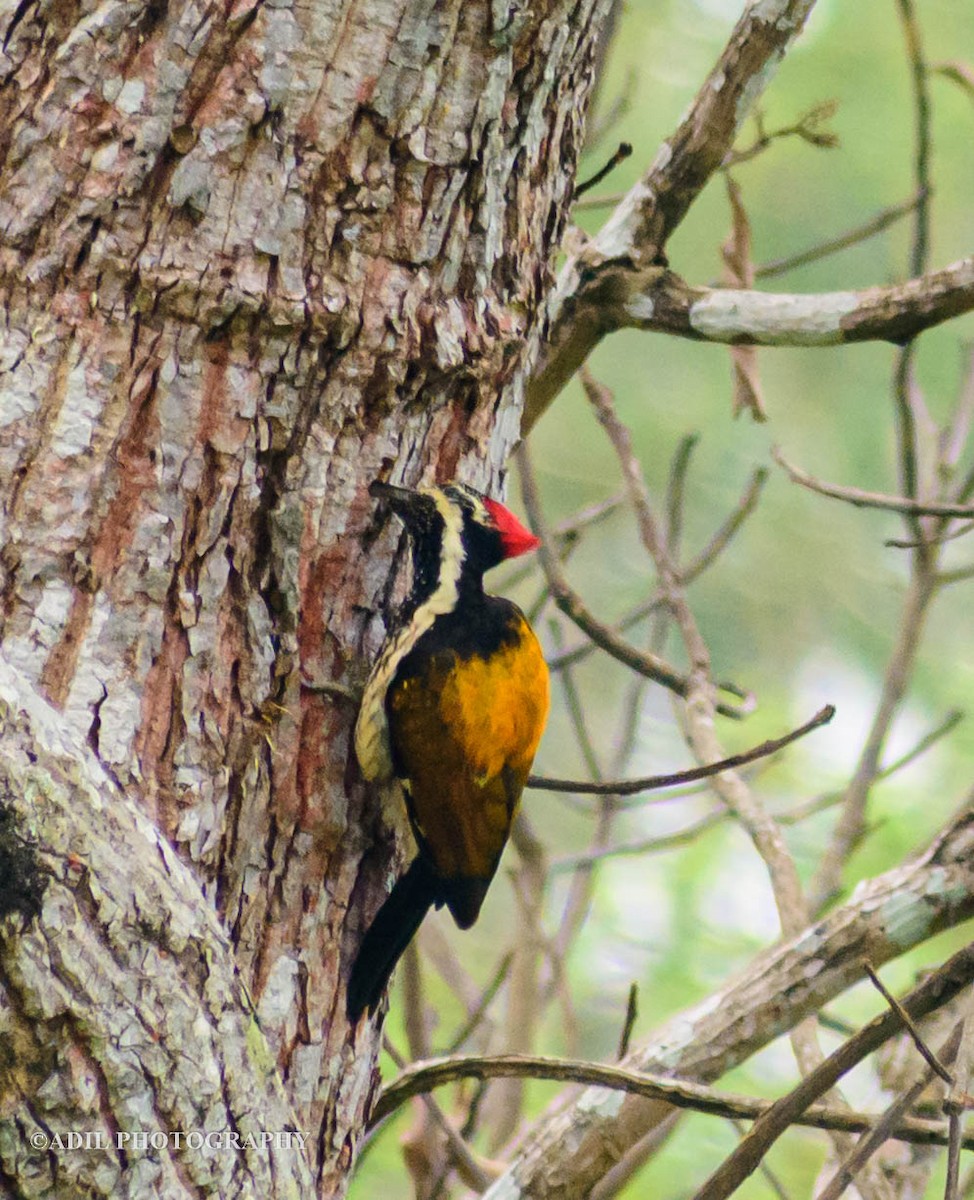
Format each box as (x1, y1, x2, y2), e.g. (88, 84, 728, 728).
(0, 0, 610, 1191)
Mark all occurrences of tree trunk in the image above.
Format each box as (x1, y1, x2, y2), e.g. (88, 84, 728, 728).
(0, 0, 609, 1192)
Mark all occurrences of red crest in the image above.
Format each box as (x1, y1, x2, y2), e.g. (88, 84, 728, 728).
(483, 497, 541, 560)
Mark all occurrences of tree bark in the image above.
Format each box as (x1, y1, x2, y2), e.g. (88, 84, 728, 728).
(0, 0, 609, 1192)
(0, 658, 312, 1198)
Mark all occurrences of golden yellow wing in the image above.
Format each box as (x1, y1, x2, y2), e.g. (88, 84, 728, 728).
(387, 613, 549, 927)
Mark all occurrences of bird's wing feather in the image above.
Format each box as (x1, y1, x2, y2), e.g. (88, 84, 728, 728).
(387, 616, 549, 926)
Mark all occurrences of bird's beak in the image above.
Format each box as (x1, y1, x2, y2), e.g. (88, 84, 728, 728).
(369, 480, 431, 527)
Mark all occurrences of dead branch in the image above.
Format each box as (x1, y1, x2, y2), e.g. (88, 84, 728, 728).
(481, 803, 974, 1199)
(529, 704, 833, 796)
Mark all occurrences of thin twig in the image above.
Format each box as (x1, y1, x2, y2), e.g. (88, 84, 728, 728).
(571, 187, 628, 211)
(892, 0, 933, 556)
(547, 622, 623, 971)
(945, 986, 974, 1116)
(402, 944, 429, 1061)
(810, 565, 937, 910)
(503, 491, 626, 593)
(945, 993, 974, 1200)
(863, 961, 954, 1086)
(679, 468, 768, 584)
(618, 984, 639, 1061)
(893, 344, 926, 546)
(773, 701, 958, 833)
(939, 345, 974, 480)
(574, 141, 633, 198)
(528, 704, 834, 795)
(816, 1063, 943, 1200)
(895, 0, 932, 278)
(939, 563, 974, 586)
(773, 446, 974, 518)
(546, 458, 768, 669)
(721, 99, 839, 170)
(666, 433, 700, 558)
(482, 814, 546, 1149)
(727, 1120, 795, 1200)
(947, 1112, 964, 1200)
(546, 597, 664, 672)
(516, 443, 748, 717)
(888, 520, 974, 550)
(444, 953, 513, 1055)
(753, 194, 922, 280)
(550, 807, 726, 871)
(879, 709, 964, 780)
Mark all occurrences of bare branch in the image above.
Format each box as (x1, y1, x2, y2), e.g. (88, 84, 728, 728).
(753, 194, 922, 280)
(692, 947, 974, 1200)
(544, 462, 766, 676)
(525, 0, 821, 426)
(484, 805, 974, 1199)
(617, 985, 639, 1061)
(665, 433, 700, 558)
(815, 1025, 961, 1200)
(721, 99, 839, 170)
(680, 467, 768, 583)
(628, 259, 974, 348)
(528, 704, 834, 796)
(545, 622, 621, 971)
(946, 989, 974, 1116)
(772, 445, 974, 518)
(603, 0, 821, 256)
(545, 598, 663, 672)
(550, 808, 727, 871)
(516, 443, 748, 717)
(933, 60, 974, 102)
(947, 1112, 965, 1200)
(722, 175, 766, 421)
(895, 0, 932, 278)
(372, 1048, 973, 1150)
(941, 345, 974, 482)
(889, 521, 974, 550)
(526, 254, 974, 429)
(444, 952, 513, 1055)
(863, 962, 954, 1086)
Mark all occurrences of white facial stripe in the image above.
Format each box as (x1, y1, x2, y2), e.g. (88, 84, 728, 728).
(354, 487, 467, 782)
(449, 483, 491, 527)
(425, 487, 466, 606)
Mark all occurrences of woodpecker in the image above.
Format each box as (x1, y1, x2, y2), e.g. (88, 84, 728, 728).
(347, 479, 549, 1020)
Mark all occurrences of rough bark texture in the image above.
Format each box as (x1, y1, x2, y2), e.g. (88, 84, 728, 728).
(0, 659, 311, 1199)
(0, 0, 609, 1192)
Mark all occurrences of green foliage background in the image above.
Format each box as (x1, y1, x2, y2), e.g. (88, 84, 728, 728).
(353, 1, 974, 1194)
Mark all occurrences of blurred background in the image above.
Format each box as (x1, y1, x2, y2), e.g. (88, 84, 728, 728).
(353, 1, 974, 1194)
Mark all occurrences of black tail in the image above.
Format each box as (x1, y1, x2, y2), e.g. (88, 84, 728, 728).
(346, 857, 439, 1021)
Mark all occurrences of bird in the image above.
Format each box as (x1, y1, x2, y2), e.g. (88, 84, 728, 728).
(347, 478, 550, 1021)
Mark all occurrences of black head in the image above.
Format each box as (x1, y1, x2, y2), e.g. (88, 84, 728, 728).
(369, 479, 539, 607)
